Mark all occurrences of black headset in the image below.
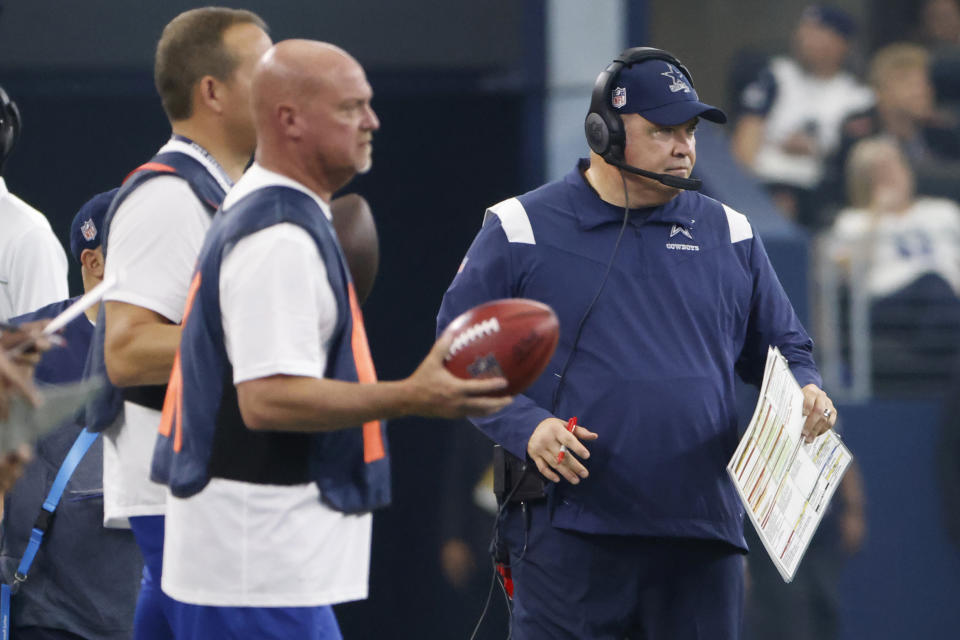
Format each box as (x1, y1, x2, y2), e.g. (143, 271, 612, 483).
(0, 85, 21, 176)
(584, 47, 702, 191)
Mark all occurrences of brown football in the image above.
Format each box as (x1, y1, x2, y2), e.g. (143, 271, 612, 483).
(441, 298, 560, 395)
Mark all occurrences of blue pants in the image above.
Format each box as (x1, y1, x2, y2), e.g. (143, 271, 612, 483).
(128, 515, 177, 640)
(171, 603, 341, 640)
(129, 517, 341, 639)
(501, 501, 744, 640)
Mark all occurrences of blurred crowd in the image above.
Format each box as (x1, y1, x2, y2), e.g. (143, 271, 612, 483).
(727, 1, 960, 400)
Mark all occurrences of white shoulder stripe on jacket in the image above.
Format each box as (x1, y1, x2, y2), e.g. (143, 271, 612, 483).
(723, 204, 753, 244)
(483, 197, 535, 245)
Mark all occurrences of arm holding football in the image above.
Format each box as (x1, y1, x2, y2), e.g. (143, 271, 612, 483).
(437, 214, 562, 459)
(237, 331, 512, 431)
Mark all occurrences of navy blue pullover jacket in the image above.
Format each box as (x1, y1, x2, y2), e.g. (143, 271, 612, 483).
(437, 161, 821, 549)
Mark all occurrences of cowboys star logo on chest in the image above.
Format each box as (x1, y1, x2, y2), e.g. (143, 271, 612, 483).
(670, 224, 693, 240)
(666, 224, 699, 251)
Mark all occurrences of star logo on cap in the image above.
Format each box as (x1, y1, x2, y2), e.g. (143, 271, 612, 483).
(661, 65, 691, 94)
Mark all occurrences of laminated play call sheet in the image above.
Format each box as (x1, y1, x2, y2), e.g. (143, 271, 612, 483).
(727, 347, 852, 582)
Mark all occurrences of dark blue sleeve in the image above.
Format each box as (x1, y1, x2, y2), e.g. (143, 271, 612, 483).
(735, 230, 822, 389)
(437, 216, 553, 460)
(739, 67, 778, 117)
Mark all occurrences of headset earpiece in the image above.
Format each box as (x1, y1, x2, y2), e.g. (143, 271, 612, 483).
(585, 63, 623, 158)
(584, 112, 610, 155)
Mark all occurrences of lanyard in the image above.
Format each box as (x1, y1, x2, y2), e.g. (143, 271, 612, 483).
(170, 134, 234, 190)
(1, 429, 100, 639)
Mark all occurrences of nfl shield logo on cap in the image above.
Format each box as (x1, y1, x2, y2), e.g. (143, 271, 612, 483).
(611, 86, 626, 109)
(80, 218, 97, 242)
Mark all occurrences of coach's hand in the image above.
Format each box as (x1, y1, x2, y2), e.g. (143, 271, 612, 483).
(527, 417, 598, 485)
(404, 332, 513, 419)
(800, 383, 837, 443)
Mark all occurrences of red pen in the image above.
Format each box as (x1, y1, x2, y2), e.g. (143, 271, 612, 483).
(556, 417, 578, 464)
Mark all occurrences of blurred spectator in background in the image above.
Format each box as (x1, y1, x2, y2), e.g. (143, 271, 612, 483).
(829, 137, 960, 395)
(824, 43, 960, 218)
(731, 5, 873, 227)
(0, 85, 69, 323)
(914, 0, 960, 53)
(915, 0, 960, 126)
(917, 1, 960, 530)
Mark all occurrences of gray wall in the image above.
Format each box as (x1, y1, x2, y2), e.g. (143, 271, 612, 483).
(545, 0, 626, 180)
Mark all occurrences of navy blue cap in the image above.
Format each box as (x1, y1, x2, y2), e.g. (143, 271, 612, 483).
(69, 188, 118, 263)
(801, 4, 857, 39)
(612, 59, 727, 126)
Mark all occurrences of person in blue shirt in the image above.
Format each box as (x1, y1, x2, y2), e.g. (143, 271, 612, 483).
(1, 189, 143, 640)
(437, 47, 839, 640)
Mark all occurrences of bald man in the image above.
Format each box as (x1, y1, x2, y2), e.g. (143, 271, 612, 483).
(149, 40, 511, 639)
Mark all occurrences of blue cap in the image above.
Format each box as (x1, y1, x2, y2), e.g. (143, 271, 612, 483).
(612, 59, 727, 126)
(69, 188, 118, 263)
(802, 5, 857, 39)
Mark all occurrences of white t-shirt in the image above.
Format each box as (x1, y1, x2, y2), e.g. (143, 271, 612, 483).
(162, 164, 373, 607)
(0, 178, 69, 322)
(831, 197, 960, 298)
(101, 139, 231, 528)
(745, 57, 874, 188)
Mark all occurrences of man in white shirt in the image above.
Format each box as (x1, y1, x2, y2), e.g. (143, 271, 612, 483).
(152, 39, 512, 639)
(731, 5, 874, 225)
(94, 8, 272, 640)
(0, 85, 69, 323)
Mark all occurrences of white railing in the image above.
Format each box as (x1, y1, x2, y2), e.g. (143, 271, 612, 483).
(812, 233, 960, 401)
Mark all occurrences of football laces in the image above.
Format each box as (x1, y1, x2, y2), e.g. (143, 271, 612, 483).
(446, 317, 501, 359)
